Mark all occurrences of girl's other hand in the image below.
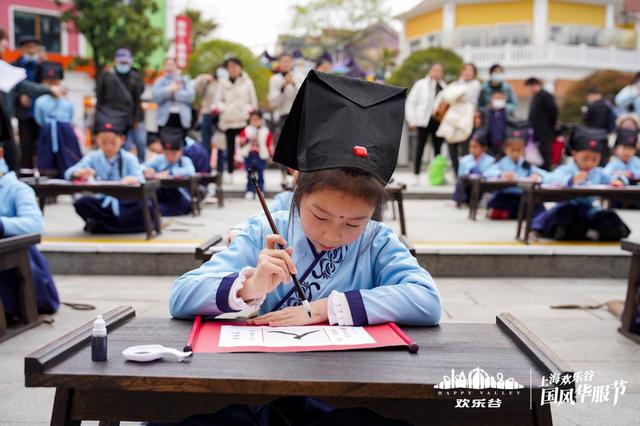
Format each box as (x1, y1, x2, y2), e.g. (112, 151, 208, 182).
(248, 299, 328, 326)
(238, 234, 297, 301)
(573, 171, 588, 185)
(611, 179, 624, 187)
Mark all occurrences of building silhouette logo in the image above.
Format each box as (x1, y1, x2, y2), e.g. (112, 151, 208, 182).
(435, 367, 525, 390)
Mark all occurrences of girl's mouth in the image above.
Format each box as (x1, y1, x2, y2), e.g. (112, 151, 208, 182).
(319, 244, 335, 251)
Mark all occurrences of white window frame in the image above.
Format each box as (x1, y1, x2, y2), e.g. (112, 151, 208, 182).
(9, 5, 68, 55)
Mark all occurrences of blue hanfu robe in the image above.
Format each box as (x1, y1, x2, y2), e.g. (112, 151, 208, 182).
(483, 157, 547, 218)
(34, 94, 82, 178)
(531, 163, 630, 240)
(0, 165, 59, 318)
(184, 137, 211, 174)
(145, 155, 196, 216)
(603, 156, 640, 181)
(64, 150, 149, 234)
(170, 210, 442, 326)
(452, 153, 495, 204)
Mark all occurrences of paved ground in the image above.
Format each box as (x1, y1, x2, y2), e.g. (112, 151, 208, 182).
(0, 275, 638, 425)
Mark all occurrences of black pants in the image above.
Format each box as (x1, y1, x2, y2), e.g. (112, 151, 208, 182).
(159, 113, 187, 137)
(538, 137, 552, 171)
(225, 128, 243, 174)
(448, 140, 469, 176)
(414, 121, 443, 175)
(18, 117, 40, 169)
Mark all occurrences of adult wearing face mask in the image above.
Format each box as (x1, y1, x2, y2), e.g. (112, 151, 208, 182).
(12, 36, 44, 169)
(478, 64, 517, 116)
(615, 72, 640, 117)
(213, 57, 258, 177)
(96, 48, 146, 161)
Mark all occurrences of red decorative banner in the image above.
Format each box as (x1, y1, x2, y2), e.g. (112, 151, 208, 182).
(175, 15, 192, 69)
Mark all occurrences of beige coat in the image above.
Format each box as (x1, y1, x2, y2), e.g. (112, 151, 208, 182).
(194, 74, 218, 115)
(214, 72, 258, 130)
(435, 80, 480, 144)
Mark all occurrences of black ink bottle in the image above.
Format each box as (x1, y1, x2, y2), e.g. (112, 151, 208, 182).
(91, 315, 107, 361)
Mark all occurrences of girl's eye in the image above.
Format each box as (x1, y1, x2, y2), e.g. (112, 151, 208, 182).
(312, 212, 327, 221)
(346, 223, 361, 228)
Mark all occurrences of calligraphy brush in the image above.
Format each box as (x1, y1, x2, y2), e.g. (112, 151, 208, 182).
(247, 168, 312, 318)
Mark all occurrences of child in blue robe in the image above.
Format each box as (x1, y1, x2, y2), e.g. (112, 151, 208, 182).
(184, 135, 211, 174)
(33, 61, 82, 177)
(64, 114, 148, 234)
(452, 129, 495, 205)
(483, 130, 547, 219)
(532, 132, 630, 241)
(166, 71, 441, 426)
(604, 128, 640, 182)
(0, 149, 59, 320)
(144, 128, 196, 216)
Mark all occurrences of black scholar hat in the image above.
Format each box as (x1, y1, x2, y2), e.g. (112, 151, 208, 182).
(614, 128, 639, 148)
(159, 127, 185, 151)
(94, 107, 128, 135)
(37, 61, 64, 81)
(570, 126, 608, 152)
(273, 70, 406, 184)
(18, 35, 40, 46)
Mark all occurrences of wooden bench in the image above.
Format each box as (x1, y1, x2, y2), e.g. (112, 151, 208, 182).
(620, 239, 640, 344)
(25, 306, 572, 425)
(516, 183, 640, 244)
(156, 176, 201, 216)
(0, 234, 43, 342)
(194, 234, 224, 263)
(23, 178, 162, 240)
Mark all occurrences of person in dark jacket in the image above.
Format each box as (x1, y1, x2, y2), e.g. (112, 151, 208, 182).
(95, 48, 146, 161)
(525, 77, 558, 170)
(12, 35, 44, 169)
(582, 88, 613, 132)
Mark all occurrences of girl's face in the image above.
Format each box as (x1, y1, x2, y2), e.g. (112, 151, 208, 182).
(615, 145, 636, 163)
(299, 189, 375, 252)
(573, 150, 601, 171)
(504, 140, 524, 163)
(461, 65, 475, 81)
(469, 139, 485, 158)
(97, 132, 124, 158)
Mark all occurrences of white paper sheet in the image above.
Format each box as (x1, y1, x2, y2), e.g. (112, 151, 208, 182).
(0, 60, 27, 93)
(218, 325, 376, 348)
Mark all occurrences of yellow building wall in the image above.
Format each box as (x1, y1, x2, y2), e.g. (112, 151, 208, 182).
(548, 1, 605, 26)
(405, 9, 443, 39)
(456, 1, 533, 27)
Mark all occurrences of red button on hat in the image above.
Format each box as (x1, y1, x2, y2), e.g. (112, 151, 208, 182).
(589, 140, 597, 147)
(353, 145, 368, 158)
(105, 123, 113, 129)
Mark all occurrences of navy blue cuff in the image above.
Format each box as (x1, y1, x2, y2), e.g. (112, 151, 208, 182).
(344, 290, 369, 326)
(0, 219, 5, 238)
(215, 273, 240, 313)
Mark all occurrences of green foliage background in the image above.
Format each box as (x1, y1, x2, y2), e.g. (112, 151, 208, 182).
(386, 48, 463, 88)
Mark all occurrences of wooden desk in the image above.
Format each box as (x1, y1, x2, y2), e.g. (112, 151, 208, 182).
(467, 177, 519, 221)
(516, 183, 640, 244)
(25, 306, 572, 425)
(23, 178, 162, 240)
(620, 239, 640, 344)
(156, 176, 200, 216)
(0, 234, 43, 342)
(197, 172, 224, 208)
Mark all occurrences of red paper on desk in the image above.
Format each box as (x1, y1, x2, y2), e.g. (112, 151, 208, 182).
(189, 320, 416, 353)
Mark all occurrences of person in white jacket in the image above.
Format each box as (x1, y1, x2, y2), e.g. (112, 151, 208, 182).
(405, 63, 446, 184)
(436, 63, 481, 176)
(213, 57, 258, 176)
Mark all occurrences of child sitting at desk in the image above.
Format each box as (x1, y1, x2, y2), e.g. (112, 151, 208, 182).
(144, 127, 196, 216)
(64, 112, 148, 234)
(168, 70, 441, 426)
(531, 129, 630, 241)
(483, 129, 547, 219)
(33, 61, 82, 177)
(604, 128, 640, 182)
(452, 129, 495, 205)
(0, 144, 59, 321)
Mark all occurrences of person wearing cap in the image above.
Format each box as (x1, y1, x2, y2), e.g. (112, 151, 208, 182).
(33, 61, 82, 178)
(169, 69, 441, 425)
(96, 48, 146, 162)
(213, 57, 258, 177)
(65, 112, 148, 234)
(152, 57, 196, 136)
(0, 142, 59, 320)
(604, 128, 640, 181)
(483, 128, 547, 219)
(451, 129, 495, 205)
(12, 35, 44, 169)
(531, 127, 630, 241)
(525, 77, 558, 171)
(143, 127, 196, 216)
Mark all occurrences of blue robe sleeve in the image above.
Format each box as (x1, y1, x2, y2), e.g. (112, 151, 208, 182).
(543, 164, 573, 185)
(603, 159, 619, 176)
(268, 191, 293, 213)
(123, 154, 145, 182)
(169, 216, 266, 318)
(33, 95, 48, 126)
(0, 184, 43, 237)
(345, 225, 441, 327)
(483, 160, 504, 178)
(457, 155, 474, 177)
(170, 156, 196, 177)
(64, 153, 95, 180)
(143, 155, 163, 172)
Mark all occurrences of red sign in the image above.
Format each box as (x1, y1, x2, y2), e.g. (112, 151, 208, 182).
(174, 15, 192, 69)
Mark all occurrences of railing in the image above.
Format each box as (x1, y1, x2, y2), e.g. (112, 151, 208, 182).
(454, 42, 640, 72)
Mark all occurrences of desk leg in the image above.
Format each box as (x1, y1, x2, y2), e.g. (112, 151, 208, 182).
(17, 253, 38, 325)
(51, 388, 80, 426)
(216, 175, 224, 208)
(191, 183, 199, 217)
(397, 194, 407, 236)
(38, 195, 46, 213)
(141, 193, 153, 240)
(0, 301, 6, 337)
(523, 192, 535, 245)
(516, 192, 526, 240)
(619, 254, 640, 342)
(151, 192, 162, 236)
(469, 183, 479, 221)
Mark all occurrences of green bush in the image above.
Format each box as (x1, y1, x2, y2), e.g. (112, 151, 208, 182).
(560, 70, 634, 124)
(386, 48, 463, 88)
(187, 39, 271, 109)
